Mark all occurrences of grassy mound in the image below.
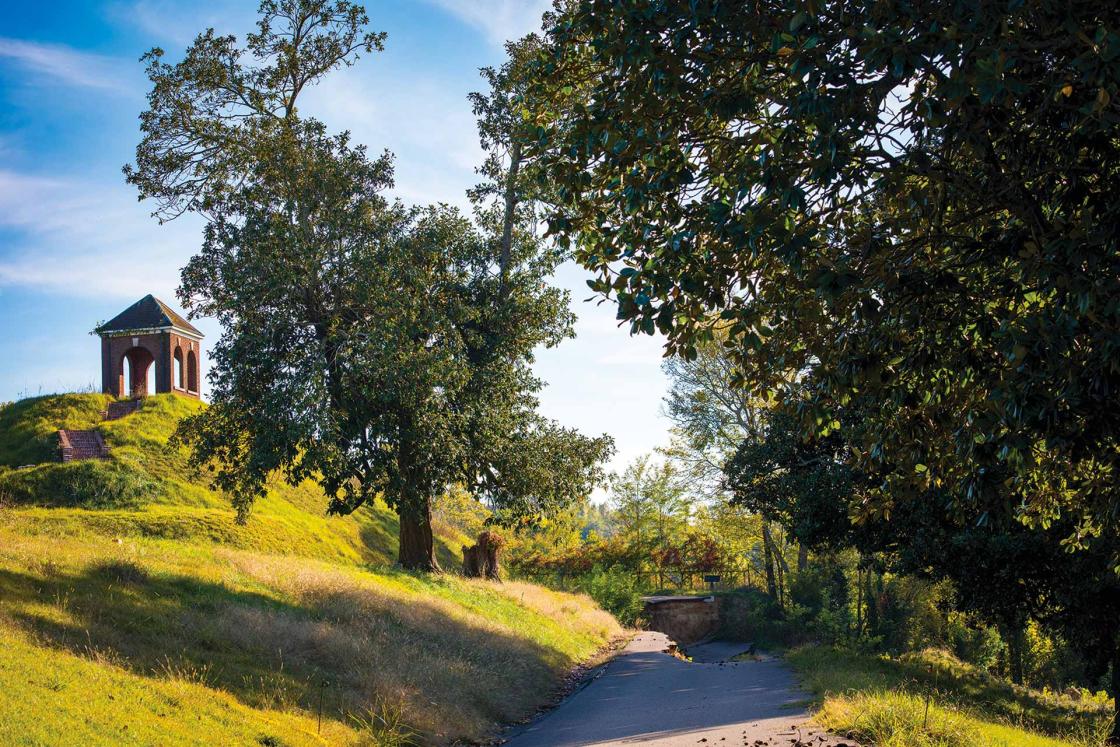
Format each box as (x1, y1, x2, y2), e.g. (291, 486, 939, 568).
(0, 393, 465, 566)
(0, 393, 624, 744)
(0, 393, 114, 467)
(789, 646, 1111, 747)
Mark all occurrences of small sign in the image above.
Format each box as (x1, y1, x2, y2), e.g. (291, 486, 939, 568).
(703, 574, 721, 583)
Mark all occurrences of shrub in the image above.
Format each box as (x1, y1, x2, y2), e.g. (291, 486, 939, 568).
(716, 588, 812, 649)
(947, 613, 1005, 673)
(0, 458, 157, 509)
(570, 565, 649, 627)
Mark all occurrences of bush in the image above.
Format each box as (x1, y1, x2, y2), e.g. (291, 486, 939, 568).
(0, 458, 157, 509)
(569, 565, 649, 627)
(947, 613, 1005, 673)
(716, 588, 813, 648)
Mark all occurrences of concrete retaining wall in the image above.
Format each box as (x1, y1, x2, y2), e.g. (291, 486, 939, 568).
(641, 596, 721, 644)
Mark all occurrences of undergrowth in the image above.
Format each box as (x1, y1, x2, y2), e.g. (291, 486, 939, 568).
(789, 646, 1112, 747)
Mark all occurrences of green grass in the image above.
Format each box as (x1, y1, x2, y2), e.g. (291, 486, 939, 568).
(788, 645, 1112, 747)
(0, 393, 624, 744)
(0, 393, 467, 566)
(0, 393, 113, 466)
(0, 625, 351, 746)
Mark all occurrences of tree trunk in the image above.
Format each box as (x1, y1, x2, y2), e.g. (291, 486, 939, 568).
(762, 523, 779, 603)
(462, 530, 503, 580)
(398, 499, 440, 572)
(498, 141, 521, 298)
(1109, 634, 1120, 745)
(1003, 624, 1026, 685)
(657, 512, 665, 588)
(774, 542, 786, 608)
(797, 543, 809, 573)
(855, 566, 864, 637)
(865, 570, 880, 635)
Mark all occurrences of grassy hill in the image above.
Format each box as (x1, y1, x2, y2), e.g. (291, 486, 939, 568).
(0, 393, 465, 567)
(0, 394, 623, 745)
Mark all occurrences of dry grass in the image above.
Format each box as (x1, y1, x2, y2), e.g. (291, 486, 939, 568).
(215, 551, 621, 739)
(0, 530, 621, 745)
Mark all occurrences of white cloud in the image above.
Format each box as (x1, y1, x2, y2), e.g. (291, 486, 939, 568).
(105, 0, 256, 48)
(0, 170, 199, 299)
(0, 38, 134, 93)
(303, 64, 483, 210)
(423, 0, 552, 46)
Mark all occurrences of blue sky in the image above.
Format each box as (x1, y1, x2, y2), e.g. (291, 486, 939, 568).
(0, 0, 670, 475)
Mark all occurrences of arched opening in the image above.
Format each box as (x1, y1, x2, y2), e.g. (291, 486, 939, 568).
(186, 350, 199, 393)
(174, 348, 185, 390)
(120, 347, 155, 398)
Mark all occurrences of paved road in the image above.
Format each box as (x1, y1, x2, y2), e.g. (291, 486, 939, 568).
(504, 632, 854, 747)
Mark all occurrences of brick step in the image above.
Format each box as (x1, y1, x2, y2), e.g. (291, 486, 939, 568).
(104, 398, 143, 421)
(58, 429, 109, 462)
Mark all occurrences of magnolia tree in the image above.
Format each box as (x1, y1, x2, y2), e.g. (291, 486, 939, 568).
(127, 0, 612, 570)
(516, 0, 1120, 736)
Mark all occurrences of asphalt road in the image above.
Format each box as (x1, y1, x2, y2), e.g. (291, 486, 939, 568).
(503, 632, 857, 747)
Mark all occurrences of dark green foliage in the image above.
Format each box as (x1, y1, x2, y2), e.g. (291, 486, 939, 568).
(521, 20, 1120, 734)
(126, 1, 612, 570)
(525, 0, 1120, 551)
(725, 407, 851, 551)
(716, 589, 811, 650)
(788, 557, 849, 621)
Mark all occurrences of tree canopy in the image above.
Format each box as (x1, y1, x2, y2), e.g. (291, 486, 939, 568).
(128, 0, 612, 570)
(519, 4, 1120, 736)
(522, 0, 1120, 555)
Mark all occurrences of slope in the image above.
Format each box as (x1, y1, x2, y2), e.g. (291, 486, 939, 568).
(0, 394, 623, 745)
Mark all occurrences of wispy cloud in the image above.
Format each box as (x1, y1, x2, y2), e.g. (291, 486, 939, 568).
(423, 0, 552, 46)
(304, 64, 483, 210)
(0, 170, 198, 299)
(0, 38, 134, 93)
(105, 0, 256, 48)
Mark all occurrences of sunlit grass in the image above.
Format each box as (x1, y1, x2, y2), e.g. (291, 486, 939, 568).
(0, 393, 113, 467)
(0, 393, 624, 744)
(0, 529, 621, 744)
(0, 625, 352, 746)
(789, 646, 1112, 747)
(0, 393, 469, 566)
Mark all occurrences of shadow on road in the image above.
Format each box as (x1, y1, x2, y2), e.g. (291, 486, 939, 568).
(504, 631, 859, 746)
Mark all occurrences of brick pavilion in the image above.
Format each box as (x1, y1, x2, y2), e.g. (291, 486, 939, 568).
(95, 294, 204, 399)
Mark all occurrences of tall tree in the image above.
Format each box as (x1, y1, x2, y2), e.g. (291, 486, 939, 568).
(524, 0, 1120, 553)
(725, 407, 853, 556)
(609, 455, 689, 585)
(661, 332, 765, 498)
(522, 5, 1120, 736)
(128, 0, 612, 570)
(662, 334, 791, 595)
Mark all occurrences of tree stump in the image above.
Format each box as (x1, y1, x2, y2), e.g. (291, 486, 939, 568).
(462, 530, 504, 580)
